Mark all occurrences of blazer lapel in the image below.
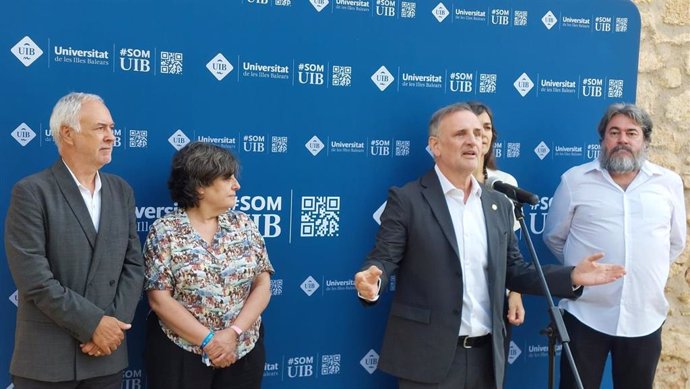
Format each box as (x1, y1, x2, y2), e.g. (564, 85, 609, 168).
(87, 174, 113, 285)
(481, 189, 504, 303)
(51, 160, 97, 249)
(420, 170, 460, 261)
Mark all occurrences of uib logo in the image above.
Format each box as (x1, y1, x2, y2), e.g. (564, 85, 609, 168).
(11, 36, 43, 67)
(371, 66, 394, 91)
(168, 129, 191, 150)
(305, 135, 325, 156)
(360, 349, 379, 374)
(513, 73, 534, 97)
(300, 276, 320, 296)
(310, 0, 329, 12)
(206, 53, 233, 81)
(11, 123, 36, 146)
(432, 2, 449, 22)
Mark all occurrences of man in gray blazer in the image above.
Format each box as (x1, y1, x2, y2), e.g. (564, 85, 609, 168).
(354, 102, 625, 389)
(5, 92, 145, 388)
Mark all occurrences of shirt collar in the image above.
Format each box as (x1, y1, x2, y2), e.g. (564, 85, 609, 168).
(434, 164, 482, 198)
(62, 159, 102, 194)
(587, 158, 661, 177)
(218, 211, 233, 230)
(180, 209, 235, 231)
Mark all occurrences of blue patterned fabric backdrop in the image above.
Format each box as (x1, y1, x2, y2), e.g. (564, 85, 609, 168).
(1, 1, 640, 388)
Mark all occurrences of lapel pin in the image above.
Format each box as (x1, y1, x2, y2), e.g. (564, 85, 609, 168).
(491, 204, 498, 211)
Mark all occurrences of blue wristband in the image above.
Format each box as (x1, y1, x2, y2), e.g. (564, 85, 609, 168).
(200, 331, 215, 349)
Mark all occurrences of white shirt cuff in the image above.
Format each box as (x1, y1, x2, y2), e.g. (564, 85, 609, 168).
(358, 277, 382, 302)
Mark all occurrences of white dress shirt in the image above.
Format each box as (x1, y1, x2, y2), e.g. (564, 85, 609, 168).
(63, 160, 103, 231)
(435, 165, 491, 337)
(486, 168, 520, 231)
(544, 160, 686, 337)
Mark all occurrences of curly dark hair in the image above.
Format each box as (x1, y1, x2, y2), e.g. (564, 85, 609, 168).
(167, 142, 239, 209)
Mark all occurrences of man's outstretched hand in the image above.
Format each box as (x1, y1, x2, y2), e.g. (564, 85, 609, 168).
(571, 252, 625, 286)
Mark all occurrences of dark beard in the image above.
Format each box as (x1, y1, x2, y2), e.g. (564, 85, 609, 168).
(599, 145, 646, 173)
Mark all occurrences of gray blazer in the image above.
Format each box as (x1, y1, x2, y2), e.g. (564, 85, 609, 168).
(5, 160, 145, 382)
(362, 170, 579, 389)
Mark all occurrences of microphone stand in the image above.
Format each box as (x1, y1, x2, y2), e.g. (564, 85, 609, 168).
(512, 201, 584, 389)
(539, 321, 558, 389)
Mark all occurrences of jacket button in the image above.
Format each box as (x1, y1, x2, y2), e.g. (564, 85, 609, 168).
(453, 309, 460, 315)
(109, 280, 116, 286)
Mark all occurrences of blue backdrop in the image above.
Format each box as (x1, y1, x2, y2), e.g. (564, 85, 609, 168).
(1, 1, 640, 388)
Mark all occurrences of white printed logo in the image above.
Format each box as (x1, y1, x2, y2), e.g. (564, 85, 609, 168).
(360, 349, 379, 374)
(432, 2, 449, 22)
(542, 11, 557, 30)
(373, 201, 386, 225)
(206, 53, 233, 81)
(168, 129, 191, 150)
(425, 144, 434, 158)
(300, 276, 320, 296)
(11, 123, 36, 146)
(513, 73, 534, 97)
(9, 290, 18, 307)
(508, 341, 522, 364)
(119, 48, 151, 73)
(310, 0, 329, 12)
(371, 66, 394, 91)
(305, 135, 325, 156)
(534, 141, 551, 160)
(11, 36, 43, 67)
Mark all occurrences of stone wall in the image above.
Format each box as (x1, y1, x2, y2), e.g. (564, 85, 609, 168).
(634, 0, 690, 388)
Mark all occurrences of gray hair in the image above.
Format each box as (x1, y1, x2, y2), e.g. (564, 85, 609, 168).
(597, 103, 652, 143)
(49, 92, 104, 149)
(428, 102, 473, 137)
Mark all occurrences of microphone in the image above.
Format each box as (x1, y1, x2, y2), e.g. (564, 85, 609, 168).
(486, 177, 539, 205)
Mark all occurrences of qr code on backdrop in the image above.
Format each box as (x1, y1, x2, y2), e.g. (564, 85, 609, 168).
(321, 354, 341, 375)
(395, 140, 410, 156)
(615, 17, 628, 32)
(271, 136, 288, 153)
(129, 130, 148, 148)
(160, 51, 183, 75)
(479, 73, 497, 94)
(332, 65, 352, 87)
(514, 10, 527, 26)
(300, 196, 340, 237)
(401, 1, 416, 18)
(608, 79, 624, 98)
(270, 279, 283, 296)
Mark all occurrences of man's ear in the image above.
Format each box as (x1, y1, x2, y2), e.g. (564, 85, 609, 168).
(60, 125, 75, 146)
(428, 136, 440, 158)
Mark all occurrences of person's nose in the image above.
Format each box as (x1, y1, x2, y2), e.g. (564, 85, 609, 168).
(103, 127, 115, 143)
(471, 133, 482, 147)
(232, 176, 241, 190)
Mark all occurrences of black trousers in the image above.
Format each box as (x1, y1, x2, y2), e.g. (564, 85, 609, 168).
(559, 311, 662, 389)
(398, 337, 495, 389)
(145, 313, 265, 389)
(13, 372, 122, 389)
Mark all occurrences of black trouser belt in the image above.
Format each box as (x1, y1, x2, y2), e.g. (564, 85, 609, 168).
(458, 334, 491, 349)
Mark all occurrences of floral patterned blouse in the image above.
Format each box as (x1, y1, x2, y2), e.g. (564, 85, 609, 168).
(144, 209, 274, 360)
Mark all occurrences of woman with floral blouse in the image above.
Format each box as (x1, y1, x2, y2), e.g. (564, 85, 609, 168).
(144, 142, 274, 389)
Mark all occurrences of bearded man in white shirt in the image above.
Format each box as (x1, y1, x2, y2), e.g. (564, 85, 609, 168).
(544, 103, 687, 389)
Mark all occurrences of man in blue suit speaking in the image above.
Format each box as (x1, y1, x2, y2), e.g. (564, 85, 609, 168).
(354, 102, 626, 389)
